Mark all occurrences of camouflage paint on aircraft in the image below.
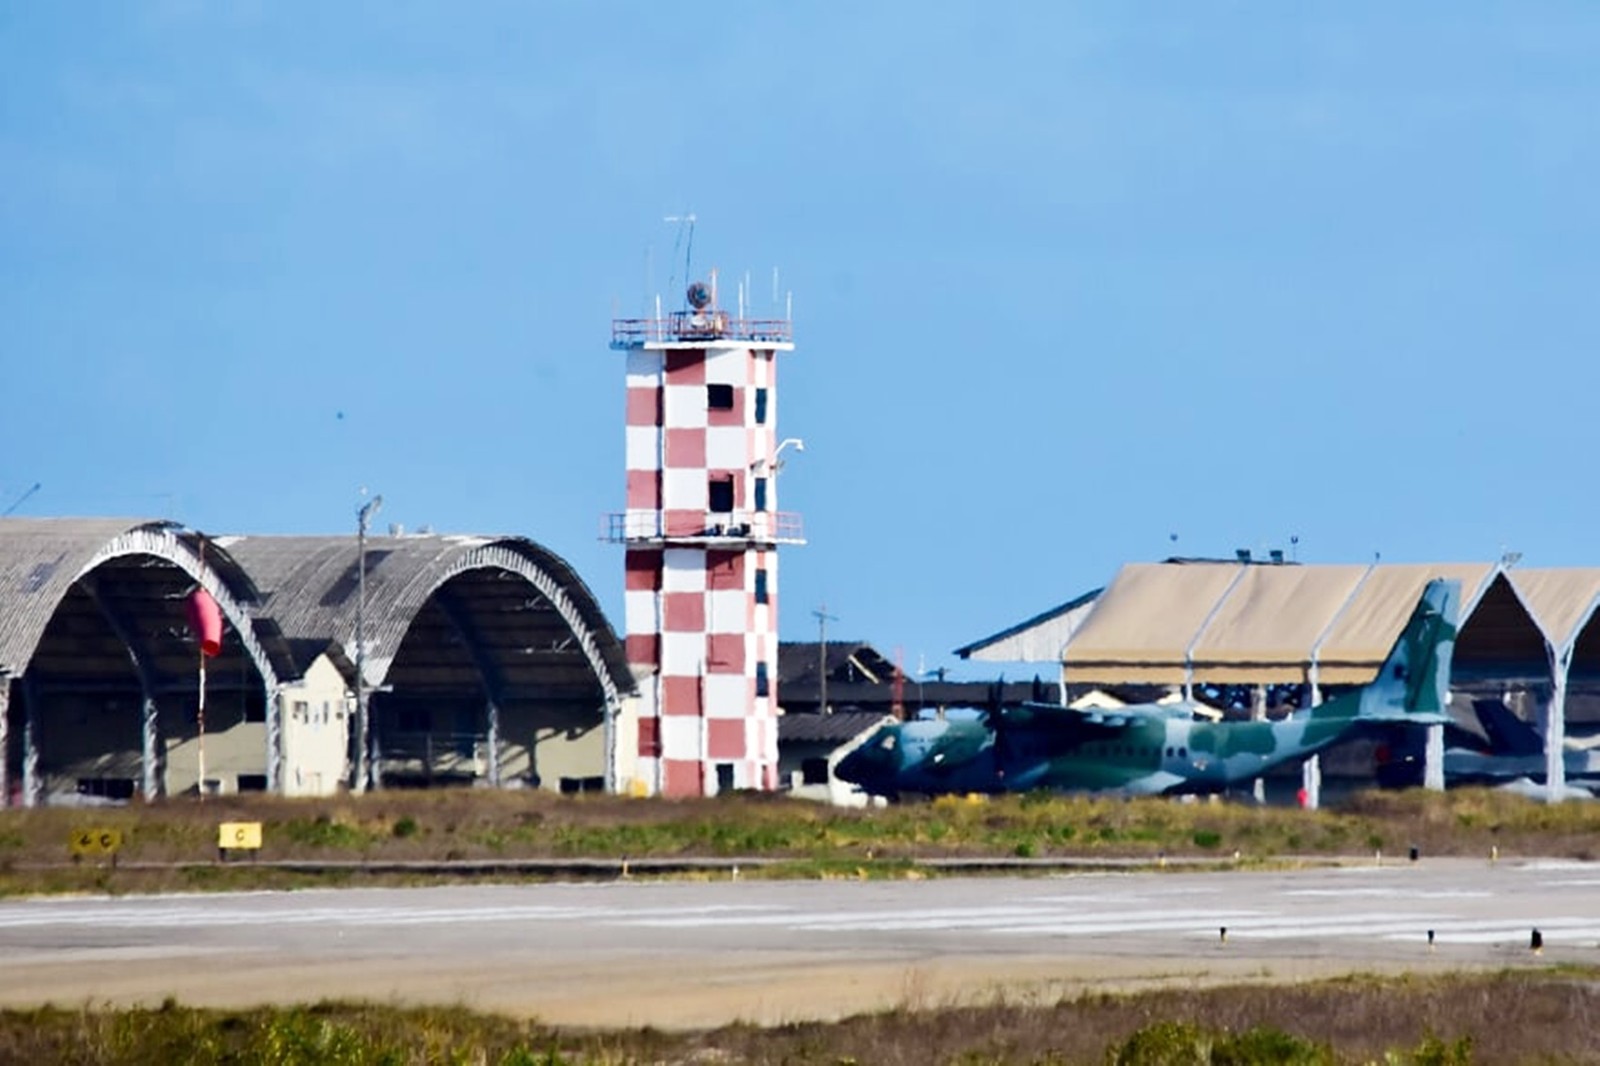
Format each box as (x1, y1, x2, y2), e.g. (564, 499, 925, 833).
(836, 579, 1459, 798)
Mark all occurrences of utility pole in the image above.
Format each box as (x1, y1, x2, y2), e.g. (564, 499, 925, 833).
(812, 604, 837, 714)
(354, 493, 383, 792)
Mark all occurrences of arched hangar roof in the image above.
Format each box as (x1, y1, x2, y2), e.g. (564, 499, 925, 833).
(0, 517, 290, 688)
(215, 533, 632, 705)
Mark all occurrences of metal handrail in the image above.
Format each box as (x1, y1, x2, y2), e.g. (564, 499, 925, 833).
(601, 510, 804, 545)
(612, 313, 792, 347)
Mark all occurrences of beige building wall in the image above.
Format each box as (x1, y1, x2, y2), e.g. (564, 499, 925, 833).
(279, 654, 349, 798)
(166, 718, 266, 796)
(612, 693, 644, 795)
(498, 702, 605, 791)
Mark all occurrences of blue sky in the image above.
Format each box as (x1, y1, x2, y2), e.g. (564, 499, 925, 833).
(4, 3, 1600, 679)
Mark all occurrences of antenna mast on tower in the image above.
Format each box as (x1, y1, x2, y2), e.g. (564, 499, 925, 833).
(664, 213, 696, 301)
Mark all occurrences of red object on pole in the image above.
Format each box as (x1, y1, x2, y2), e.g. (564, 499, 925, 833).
(186, 588, 223, 657)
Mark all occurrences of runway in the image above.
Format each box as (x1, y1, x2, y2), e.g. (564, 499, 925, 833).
(1, 858, 1596, 1027)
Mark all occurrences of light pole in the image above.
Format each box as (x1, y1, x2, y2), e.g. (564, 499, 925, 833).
(354, 493, 383, 792)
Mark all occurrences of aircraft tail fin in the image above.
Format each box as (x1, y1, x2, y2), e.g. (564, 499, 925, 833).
(1353, 578, 1459, 724)
(1472, 698, 1543, 756)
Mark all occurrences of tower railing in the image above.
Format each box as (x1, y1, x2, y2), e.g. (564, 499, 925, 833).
(603, 510, 804, 545)
(611, 312, 792, 347)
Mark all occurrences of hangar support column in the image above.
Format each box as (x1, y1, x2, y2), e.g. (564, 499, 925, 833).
(0, 676, 9, 808)
(1545, 646, 1570, 801)
(20, 674, 39, 808)
(1423, 724, 1445, 791)
(1303, 668, 1323, 811)
(1251, 685, 1267, 804)
(265, 681, 282, 794)
(141, 697, 161, 800)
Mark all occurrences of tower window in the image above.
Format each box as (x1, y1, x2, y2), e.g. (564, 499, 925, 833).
(754, 387, 769, 424)
(708, 475, 735, 513)
(756, 661, 771, 697)
(755, 568, 769, 604)
(707, 383, 735, 410)
(754, 476, 769, 512)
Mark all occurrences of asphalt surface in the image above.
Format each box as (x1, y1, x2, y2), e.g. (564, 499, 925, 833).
(2, 857, 1597, 1027)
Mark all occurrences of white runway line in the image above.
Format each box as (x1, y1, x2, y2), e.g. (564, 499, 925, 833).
(1280, 883, 1491, 889)
(0, 902, 782, 931)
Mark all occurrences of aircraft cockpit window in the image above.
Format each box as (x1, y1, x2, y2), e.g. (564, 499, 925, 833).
(1178, 747, 1188, 758)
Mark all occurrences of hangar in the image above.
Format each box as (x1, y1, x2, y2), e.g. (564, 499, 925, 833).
(958, 556, 1600, 803)
(0, 518, 634, 807)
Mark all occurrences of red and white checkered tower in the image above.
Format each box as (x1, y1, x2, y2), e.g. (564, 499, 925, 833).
(609, 274, 800, 796)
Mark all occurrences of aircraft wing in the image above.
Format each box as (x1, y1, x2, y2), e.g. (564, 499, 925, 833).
(999, 700, 1192, 732)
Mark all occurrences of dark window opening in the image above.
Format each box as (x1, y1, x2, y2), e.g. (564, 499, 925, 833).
(754, 387, 769, 424)
(716, 763, 736, 791)
(237, 774, 268, 792)
(77, 778, 135, 801)
(708, 475, 735, 513)
(560, 776, 605, 794)
(756, 661, 771, 697)
(707, 383, 735, 410)
(397, 707, 432, 733)
(754, 476, 769, 512)
(801, 757, 829, 785)
(755, 568, 769, 604)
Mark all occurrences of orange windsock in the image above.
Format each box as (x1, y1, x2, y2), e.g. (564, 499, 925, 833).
(186, 588, 223, 657)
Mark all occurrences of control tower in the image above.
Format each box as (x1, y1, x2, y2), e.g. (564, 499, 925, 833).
(608, 278, 801, 796)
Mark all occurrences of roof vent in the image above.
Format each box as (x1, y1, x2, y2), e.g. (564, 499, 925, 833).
(1269, 549, 1284, 565)
(1235, 548, 1252, 563)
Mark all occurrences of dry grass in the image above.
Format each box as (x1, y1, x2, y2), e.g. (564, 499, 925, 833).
(1, 971, 1594, 1064)
(2, 786, 1598, 896)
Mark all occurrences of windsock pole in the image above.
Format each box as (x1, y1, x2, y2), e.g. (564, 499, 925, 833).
(197, 643, 207, 801)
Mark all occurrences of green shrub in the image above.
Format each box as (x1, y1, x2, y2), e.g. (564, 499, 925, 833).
(1109, 1021, 1331, 1065)
(1192, 830, 1222, 849)
(281, 816, 370, 850)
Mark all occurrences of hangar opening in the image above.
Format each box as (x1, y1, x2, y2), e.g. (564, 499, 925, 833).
(1, 520, 285, 807)
(379, 565, 618, 791)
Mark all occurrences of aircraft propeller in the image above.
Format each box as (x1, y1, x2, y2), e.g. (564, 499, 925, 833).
(988, 678, 1008, 783)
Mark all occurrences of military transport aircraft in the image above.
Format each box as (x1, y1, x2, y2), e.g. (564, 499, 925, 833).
(836, 579, 1459, 798)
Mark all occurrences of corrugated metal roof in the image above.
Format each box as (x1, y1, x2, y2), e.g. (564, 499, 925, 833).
(1, 523, 629, 704)
(778, 711, 891, 745)
(0, 517, 166, 672)
(220, 534, 630, 697)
